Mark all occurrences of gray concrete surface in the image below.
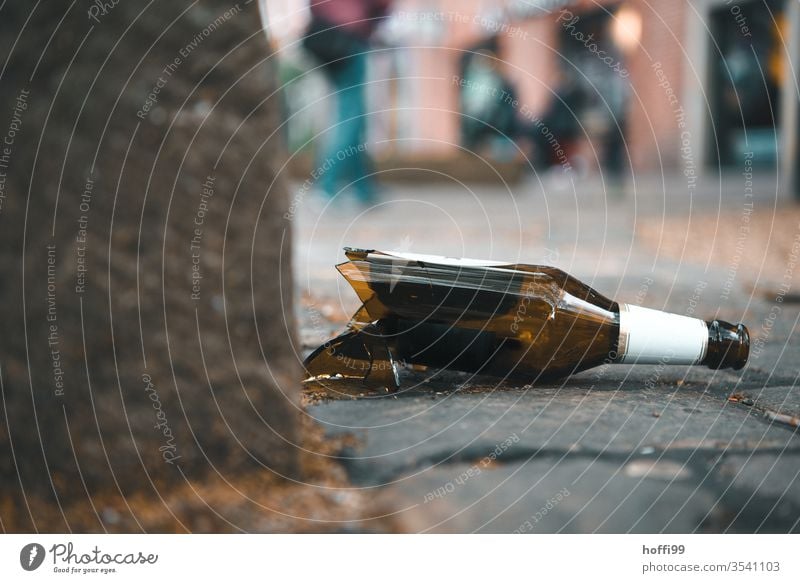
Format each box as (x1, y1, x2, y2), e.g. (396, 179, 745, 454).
(295, 173, 800, 532)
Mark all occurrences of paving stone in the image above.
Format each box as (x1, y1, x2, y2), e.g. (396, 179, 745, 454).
(309, 377, 800, 487)
(370, 455, 728, 533)
(732, 385, 800, 422)
(709, 453, 800, 532)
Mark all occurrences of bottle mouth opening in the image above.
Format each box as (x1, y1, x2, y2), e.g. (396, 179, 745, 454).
(732, 323, 750, 370)
(703, 321, 750, 370)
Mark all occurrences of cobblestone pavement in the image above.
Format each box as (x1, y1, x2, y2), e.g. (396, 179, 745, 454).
(293, 173, 800, 533)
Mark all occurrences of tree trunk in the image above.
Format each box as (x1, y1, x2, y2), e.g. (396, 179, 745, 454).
(0, 0, 299, 530)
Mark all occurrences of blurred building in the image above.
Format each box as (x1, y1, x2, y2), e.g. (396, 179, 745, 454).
(265, 0, 799, 190)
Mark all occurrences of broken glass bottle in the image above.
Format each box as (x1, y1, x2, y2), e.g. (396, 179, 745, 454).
(303, 248, 750, 392)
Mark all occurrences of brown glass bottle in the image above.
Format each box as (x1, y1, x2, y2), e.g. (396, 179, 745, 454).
(303, 249, 750, 391)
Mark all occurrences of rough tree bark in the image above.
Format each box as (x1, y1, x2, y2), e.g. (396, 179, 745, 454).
(0, 0, 300, 531)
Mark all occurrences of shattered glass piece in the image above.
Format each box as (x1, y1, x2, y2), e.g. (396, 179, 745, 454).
(304, 248, 618, 392)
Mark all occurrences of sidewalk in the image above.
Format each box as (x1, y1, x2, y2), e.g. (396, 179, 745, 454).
(294, 174, 800, 533)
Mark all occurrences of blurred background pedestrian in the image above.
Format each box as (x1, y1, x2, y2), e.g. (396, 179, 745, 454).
(303, 0, 394, 204)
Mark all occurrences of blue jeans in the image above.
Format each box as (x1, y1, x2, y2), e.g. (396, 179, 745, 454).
(319, 53, 377, 201)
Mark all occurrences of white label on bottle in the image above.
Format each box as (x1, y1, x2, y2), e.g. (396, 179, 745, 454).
(619, 304, 708, 365)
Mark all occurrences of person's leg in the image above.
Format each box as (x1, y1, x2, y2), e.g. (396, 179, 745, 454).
(603, 125, 626, 176)
(334, 53, 378, 202)
(601, 122, 627, 198)
(319, 56, 365, 198)
(315, 68, 339, 197)
(522, 117, 551, 169)
(320, 57, 366, 199)
(318, 64, 347, 198)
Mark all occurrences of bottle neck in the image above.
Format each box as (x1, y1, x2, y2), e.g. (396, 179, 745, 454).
(615, 304, 749, 370)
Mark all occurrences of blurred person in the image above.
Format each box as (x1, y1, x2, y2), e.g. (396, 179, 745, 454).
(458, 48, 518, 152)
(456, 52, 586, 173)
(593, 62, 629, 193)
(525, 69, 585, 170)
(303, 0, 393, 203)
